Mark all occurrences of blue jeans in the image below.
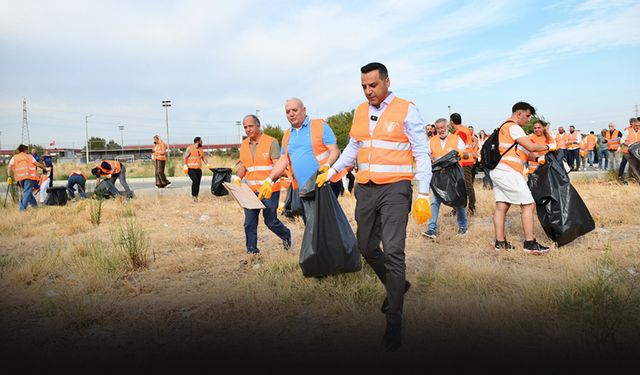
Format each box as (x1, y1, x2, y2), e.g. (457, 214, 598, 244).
(427, 193, 467, 233)
(598, 149, 608, 170)
(19, 179, 38, 212)
(67, 174, 86, 199)
(243, 191, 291, 253)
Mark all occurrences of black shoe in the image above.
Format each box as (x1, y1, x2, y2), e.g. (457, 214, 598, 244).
(523, 240, 550, 255)
(165, 181, 171, 187)
(494, 239, 515, 251)
(380, 281, 411, 314)
(382, 322, 402, 352)
(468, 208, 475, 216)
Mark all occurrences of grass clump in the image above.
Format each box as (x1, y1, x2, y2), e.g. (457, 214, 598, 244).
(114, 219, 151, 270)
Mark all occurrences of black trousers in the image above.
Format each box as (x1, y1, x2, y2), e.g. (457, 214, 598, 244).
(354, 180, 412, 326)
(155, 160, 170, 187)
(188, 168, 202, 197)
(463, 165, 475, 211)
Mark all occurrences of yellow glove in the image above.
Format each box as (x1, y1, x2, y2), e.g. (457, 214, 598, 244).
(182, 164, 188, 174)
(345, 190, 351, 197)
(412, 194, 432, 224)
(315, 164, 336, 187)
(231, 175, 241, 186)
(538, 156, 546, 165)
(277, 201, 285, 214)
(257, 178, 273, 200)
(458, 151, 468, 160)
(7, 177, 13, 185)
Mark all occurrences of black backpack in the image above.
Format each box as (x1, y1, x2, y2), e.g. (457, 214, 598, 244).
(480, 121, 518, 170)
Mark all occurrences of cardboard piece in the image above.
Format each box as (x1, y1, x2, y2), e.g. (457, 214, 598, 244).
(222, 182, 265, 209)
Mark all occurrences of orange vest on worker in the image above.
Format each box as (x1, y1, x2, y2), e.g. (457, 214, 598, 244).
(498, 121, 527, 175)
(240, 134, 281, 193)
(527, 134, 550, 174)
(605, 129, 622, 151)
(282, 118, 347, 186)
(350, 97, 414, 185)
(152, 141, 167, 161)
(453, 125, 474, 167)
(10, 153, 38, 182)
(98, 160, 121, 176)
(566, 132, 580, 150)
(623, 127, 639, 154)
(186, 145, 204, 169)
(555, 132, 568, 149)
(430, 134, 461, 161)
(585, 134, 597, 150)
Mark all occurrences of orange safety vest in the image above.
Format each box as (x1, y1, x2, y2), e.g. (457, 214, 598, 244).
(186, 145, 204, 169)
(281, 118, 347, 187)
(586, 134, 597, 150)
(430, 134, 461, 161)
(453, 125, 474, 167)
(527, 134, 550, 174)
(10, 153, 38, 182)
(152, 141, 167, 161)
(605, 129, 622, 151)
(239, 134, 281, 193)
(98, 160, 121, 176)
(498, 121, 527, 175)
(579, 138, 588, 157)
(566, 132, 580, 150)
(623, 127, 639, 154)
(555, 132, 568, 149)
(351, 97, 414, 184)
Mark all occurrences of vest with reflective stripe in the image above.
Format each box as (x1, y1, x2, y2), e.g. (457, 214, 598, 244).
(453, 125, 474, 167)
(11, 153, 37, 182)
(556, 132, 568, 149)
(153, 141, 167, 161)
(498, 121, 527, 175)
(186, 145, 204, 169)
(567, 132, 580, 150)
(623, 127, 639, 154)
(527, 134, 550, 174)
(240, 134, 281, 192)
(281, 119, 346, 186)
(99, 160, 121, 176)
(430, 134, 460, 161)
(351, 97, 413, 184)
(605, 129, 621, 150)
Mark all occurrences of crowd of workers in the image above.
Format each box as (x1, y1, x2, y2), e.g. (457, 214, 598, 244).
(4, 62, 640, 354)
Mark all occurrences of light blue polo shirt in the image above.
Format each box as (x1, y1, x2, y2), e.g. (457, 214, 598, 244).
(282, 116, 337, 187)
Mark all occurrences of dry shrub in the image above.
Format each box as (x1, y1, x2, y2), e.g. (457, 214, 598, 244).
(114, 219, 150, 269)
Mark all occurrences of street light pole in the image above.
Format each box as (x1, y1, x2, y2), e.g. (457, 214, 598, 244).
(85, 115, 92, 163)
(235, 120, 242, 147)
(448, 105, 451, 116)
(118, 125, 125, 150)
(162, 100, 172, 151)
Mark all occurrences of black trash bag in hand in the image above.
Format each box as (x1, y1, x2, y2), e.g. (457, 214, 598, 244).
(527, 151, 595, 247)
(211, 168, 231, 196)
(44, 186, 68, 206)
(430, 150, 468, 208)
(629, 143, 640, 161)
(282, 183, 303, 219)
(299, 173, 361, 278)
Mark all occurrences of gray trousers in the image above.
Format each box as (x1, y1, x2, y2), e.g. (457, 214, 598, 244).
(110, 163, 133, 197)
(355, 180, 412, 326)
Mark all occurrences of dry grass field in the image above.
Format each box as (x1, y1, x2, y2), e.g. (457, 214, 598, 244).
(0, 178, 639, 369)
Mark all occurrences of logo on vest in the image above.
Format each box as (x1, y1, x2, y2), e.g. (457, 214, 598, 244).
(262, 152, 269, 160)
(384, 121, 400, 133)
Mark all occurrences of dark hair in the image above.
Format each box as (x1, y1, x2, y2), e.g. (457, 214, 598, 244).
(17, 144, 28, 153)
(590, 131, 595, 134)
(450, 113, 462, 125)
(569, 125, 575, 129)
(91, 167, 101, 176)
(533, 119, 548, 127)
(360, 62, 388, 80)
(511, 101, 536, 115)
(244, 114, 261, 126)
(194, 136, 202, 143)
(631, 117, 638, 124)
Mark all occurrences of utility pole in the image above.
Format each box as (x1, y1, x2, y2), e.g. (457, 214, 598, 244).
(118, 125, 125, 149)
(256, 109, 260, 118)
(162, 100, 172, 151)
(22, 99, 30, 146)
(634, 104, 639, 117)
(447, 105, 451, 116)
(235, 120, 242, 147)
(85, 115, 92, 163)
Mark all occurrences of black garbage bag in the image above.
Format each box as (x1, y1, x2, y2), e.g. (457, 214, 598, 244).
(44, 186, 68, 206)
(527, 151, 595, 247)
(430, 150, 468, 208)
(211, 168, 231, 196)
(299, 173, 361, 278)
(629, 143, 640, 161)
(282, 183, 303, 219)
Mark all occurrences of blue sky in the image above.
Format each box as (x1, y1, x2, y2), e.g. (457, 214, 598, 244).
(1, 0, 639, 149)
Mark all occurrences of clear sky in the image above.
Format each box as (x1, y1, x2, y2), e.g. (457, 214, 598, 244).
(1, 0, 639, 149)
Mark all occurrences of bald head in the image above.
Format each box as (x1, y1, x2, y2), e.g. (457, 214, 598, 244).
(285, 97, 307, 128)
